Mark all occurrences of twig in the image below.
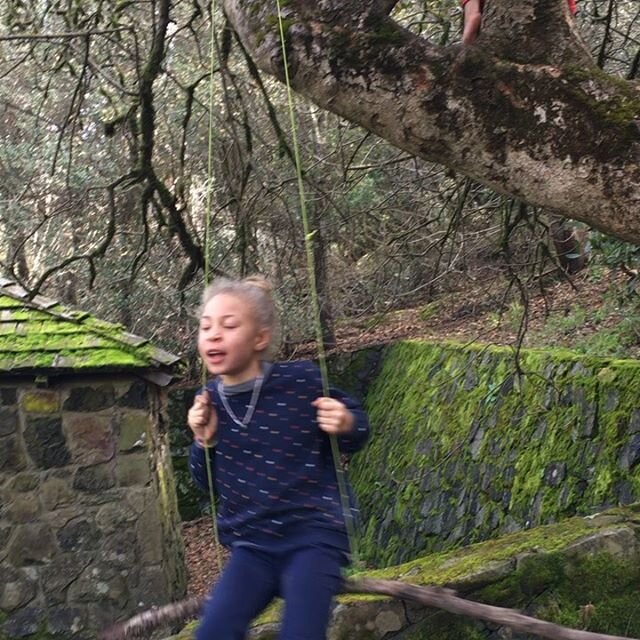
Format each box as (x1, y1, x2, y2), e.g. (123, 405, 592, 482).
(98, 577, 640, 640)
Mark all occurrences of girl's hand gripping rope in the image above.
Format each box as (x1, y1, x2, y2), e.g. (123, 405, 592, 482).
(188, 389, 218, 447)
(312, 397, 355, 435)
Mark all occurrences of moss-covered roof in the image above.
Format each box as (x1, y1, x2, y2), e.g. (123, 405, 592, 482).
(0, 278, 182, 378)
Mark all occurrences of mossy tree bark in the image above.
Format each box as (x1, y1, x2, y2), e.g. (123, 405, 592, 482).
(222, 0, 640, 243)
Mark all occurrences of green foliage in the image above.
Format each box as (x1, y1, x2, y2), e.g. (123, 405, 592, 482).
(591, 232, 640, 273)
(531, 277, 640, 359)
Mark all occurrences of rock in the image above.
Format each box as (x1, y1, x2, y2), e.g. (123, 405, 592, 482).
(6, 494, 41, 524)
(0, 568, 37, 611)
(73, 463, 116, 492)
(2, 606, 44, 637)
(96, 501, 138, 534)
(47, 605, 85, 635)
(23, 416, 71, 469)
(63, 385, 115, 412)
(41, 552, 93, 605)
(373, 609, 403, 635)
(117, 381, 149, 409)
(10, 473, 39, 492)
(0, 434, 26, 473)
(21, 390, 60, 414)
(57, 517, 101, 552)
(131, 566, 168, 608)
(7, 523, 58, 566)
(564, 527, 638, 562)
(618, 434, 640, 471)
(0, 387, 17, 405)
(116, 452, 151, 487)
(0, 407, 18, 436)
(41, 474, 75, 510)
(68, 564, 129, 609)
(64, 413, 115, 465)
(544, 462, 566, 487)
(118, 412, 150, 452)
(100, 530, 137, 568)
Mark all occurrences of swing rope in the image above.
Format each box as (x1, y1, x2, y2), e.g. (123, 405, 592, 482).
(273, 0, 359, 563)
(202, 0, 222, 578)
(199, 0, 359, 565)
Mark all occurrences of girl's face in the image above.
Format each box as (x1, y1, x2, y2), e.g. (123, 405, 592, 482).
(198, 293, 270, 385)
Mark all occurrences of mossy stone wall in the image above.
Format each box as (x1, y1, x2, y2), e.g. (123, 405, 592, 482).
(349, 340, 640, 567)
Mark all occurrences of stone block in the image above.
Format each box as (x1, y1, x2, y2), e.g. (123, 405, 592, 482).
(96, 501, 138, 534)
(63, 385, 115, 412)
(0, 566, 38, 612)
(57, 517, 101, 552)
(41, 552, 93, 605)
(101, 529, 138, 568)
(544, 461, 567, 487)
(47, 605, 86, 636)
(116, 452, 151, 487)
(117, 381, 149, 409)
(7, 523, 57, 566)
(6, 493, 41, 524)
(10, 472, 39, 492)
(68, 563, 129, 609)
(131, 565, 167, 608)
(73, 463, 116, 493)
(2, 606, 44, 637)
(41, 474, 75, 510)
(21, 389, 60, 414)
(0, 407, 19, 436)
(137, 502, 163, 564)
(0, 387, 17, 406)
(619, 434, 640, 471)
(24, 416, 71, 469)
(64, 413, 115, 465)
(0, 434, 27, 475)
(117, 411, 149, 452)
(0, 523, 12, 555)
(630, 408, 640, 434)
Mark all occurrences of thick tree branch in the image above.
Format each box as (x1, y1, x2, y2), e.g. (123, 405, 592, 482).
(222, 0, 640, 244)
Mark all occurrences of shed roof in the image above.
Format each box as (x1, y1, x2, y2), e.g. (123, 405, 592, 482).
(0, 278, 182, 380)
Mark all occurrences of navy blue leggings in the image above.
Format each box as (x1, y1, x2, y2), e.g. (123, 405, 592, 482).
(195, 545, 346, 640)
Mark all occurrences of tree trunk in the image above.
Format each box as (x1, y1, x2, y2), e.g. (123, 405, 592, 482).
(221, 0, 640, 244)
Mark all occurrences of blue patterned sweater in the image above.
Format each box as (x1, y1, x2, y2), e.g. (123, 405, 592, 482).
(189, 360, 370, 552)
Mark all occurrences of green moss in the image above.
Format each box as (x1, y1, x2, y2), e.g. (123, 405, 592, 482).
(349, 340, 640, 567)
(266, 14, 295, 35)
(565, 65, 640, 126)
(475, 551, 640, 636)
(0, 291, 177, 372)
(347, 513, 605, 592)
(20, 390, 59, 414)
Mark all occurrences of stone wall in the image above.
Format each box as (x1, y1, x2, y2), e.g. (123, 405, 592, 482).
(349, 341, 640, 567)
(0, 377, 186, 639)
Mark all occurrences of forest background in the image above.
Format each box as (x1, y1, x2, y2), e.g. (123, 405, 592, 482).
(1, 0, 640, 374)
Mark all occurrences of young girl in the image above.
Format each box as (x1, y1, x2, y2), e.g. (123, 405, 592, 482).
(187, 276, 370, 640)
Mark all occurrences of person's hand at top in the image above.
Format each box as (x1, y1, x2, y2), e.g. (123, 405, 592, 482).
(462, 0, 482, 45)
